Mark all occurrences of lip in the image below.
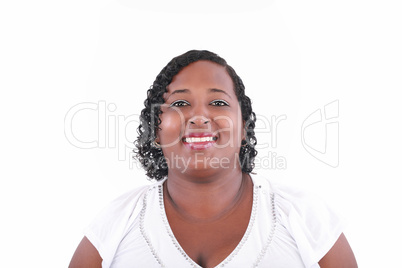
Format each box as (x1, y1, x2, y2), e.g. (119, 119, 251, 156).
(182, 132, 217, 138)
(182, 132, 218, 150)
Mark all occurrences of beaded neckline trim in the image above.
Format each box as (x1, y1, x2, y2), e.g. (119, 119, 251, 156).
(158, 183, 260, 268)
(139, 181, 278, 267)
(139, 186, 166, 267)
(252, 192, 277, 267)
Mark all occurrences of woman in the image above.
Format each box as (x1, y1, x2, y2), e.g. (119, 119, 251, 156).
(69, 50, 357, 267)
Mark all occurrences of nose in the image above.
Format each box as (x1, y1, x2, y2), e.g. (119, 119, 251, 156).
(189, 115, 210, 126)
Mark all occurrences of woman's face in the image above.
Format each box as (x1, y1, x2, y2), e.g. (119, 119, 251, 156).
(158, 60, 244, 177)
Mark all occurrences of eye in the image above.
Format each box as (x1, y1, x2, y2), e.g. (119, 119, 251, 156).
(210, 99, 229, 106)
(170, 100, 190, 107)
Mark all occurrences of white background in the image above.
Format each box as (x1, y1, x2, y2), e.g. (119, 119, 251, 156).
(1, 0, 401, 267)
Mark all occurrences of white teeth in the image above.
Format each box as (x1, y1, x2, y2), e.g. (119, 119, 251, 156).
(184, 137, 216, 143)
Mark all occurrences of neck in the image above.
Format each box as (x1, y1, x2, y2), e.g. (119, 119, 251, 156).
(164, 170, 250, 221)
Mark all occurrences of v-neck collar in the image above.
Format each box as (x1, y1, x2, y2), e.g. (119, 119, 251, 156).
(139, 174, 277, 267)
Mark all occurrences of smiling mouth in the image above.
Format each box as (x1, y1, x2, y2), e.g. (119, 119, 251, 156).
(181, 135, 218, 150)
(182, 136, 218, 143)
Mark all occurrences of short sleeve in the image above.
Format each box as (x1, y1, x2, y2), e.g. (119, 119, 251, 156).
(83, 185, 149, 268)
(272, 182, 345, 268)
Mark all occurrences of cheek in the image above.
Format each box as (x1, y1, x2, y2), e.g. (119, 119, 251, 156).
(158, 112, 185, 143)
(214, 114, 243, 148)
(215, 112, 243, 135)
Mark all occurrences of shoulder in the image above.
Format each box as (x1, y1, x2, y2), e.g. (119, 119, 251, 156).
(83, 180, 163, 265)
(251, 173, 345, 267)
(252, 173, 344, 233)
(92, 182, 154, 222)
(89, 179, 165, 225)
(107, 183, 152, 210)
(252, 173, 339, 219)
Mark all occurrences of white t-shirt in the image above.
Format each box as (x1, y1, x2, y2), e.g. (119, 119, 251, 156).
(84, 174, 343, 267)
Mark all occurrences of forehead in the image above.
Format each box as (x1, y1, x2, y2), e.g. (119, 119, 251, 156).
(167, 60, 234, 92)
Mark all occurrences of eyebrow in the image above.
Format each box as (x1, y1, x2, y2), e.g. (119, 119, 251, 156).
(209, 88, 232, 99)
(170, 89, 190, 96)
(166, 88, 232, 99)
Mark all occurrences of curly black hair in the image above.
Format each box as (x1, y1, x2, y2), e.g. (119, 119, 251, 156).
(133, 50, 257, 181)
